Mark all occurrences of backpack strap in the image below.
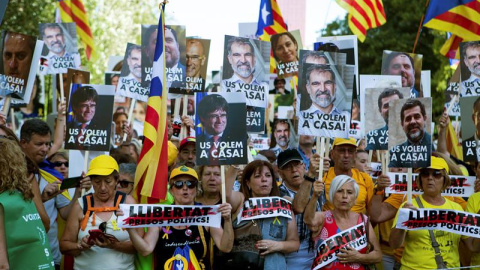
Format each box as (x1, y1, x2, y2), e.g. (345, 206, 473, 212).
(415, 196, 447, 269)
(197, 225, 208, 269)
(80, 192, 125, 231)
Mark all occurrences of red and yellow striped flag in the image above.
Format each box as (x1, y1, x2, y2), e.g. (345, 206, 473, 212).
(335, 0, 387, 42)
(256, 0, 288, 73)
(57, 0, 95, 60)
(134, 8, 169, 203)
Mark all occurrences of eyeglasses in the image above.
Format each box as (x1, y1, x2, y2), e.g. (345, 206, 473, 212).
(172, 180, 198, 189)
(53, 161, 69, 167)
(419, 169, 443, 179)
(186, 55, 203, 62)
(118, 179, 134, 188)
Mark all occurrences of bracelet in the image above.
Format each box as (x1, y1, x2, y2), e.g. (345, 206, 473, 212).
(374, 188, 385, 195)
(303, 174, 316, 183)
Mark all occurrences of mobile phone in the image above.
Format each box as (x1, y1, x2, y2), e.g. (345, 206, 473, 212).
(59, 176, 82, 190)
(88, 229, 105, 244)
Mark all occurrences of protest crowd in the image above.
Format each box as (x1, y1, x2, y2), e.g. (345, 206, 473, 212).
(2, 1, 480, 270)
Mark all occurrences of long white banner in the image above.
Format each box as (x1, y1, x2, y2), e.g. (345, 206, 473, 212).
(396, 208, 480, 237)
(118, 204, 221, 228)
(386, 173, 475, 197)
(236, 196, 293, 224)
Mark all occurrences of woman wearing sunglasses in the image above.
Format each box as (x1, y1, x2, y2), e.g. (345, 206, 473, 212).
(127, 165, 234, 269)
(389, 156, 465, 270)
(48, 151, 69, 179)
(225, 160, 300, 270)
(60, 155, 137, 270)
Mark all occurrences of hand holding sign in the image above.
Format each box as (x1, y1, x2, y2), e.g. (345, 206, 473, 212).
(312, 180, 325, 197)
(218, 203, 232, 222)
(376, 174, 391, 191)
(337, 246, 363, 264)
(401, 202, 418, 211)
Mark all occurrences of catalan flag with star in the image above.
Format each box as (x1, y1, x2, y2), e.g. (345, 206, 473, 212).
(134, 7, 170, 203)
(335, 0, 387, 42)
(57, 0, 95, 60)
(256, 0, 288, 73)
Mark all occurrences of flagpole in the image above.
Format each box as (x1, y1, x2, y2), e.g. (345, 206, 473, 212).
(412, 0, 431, 54)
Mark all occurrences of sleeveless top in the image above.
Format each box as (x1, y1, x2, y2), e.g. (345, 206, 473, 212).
(0, 191, 55, 270)
(155, 225, 211, 270)
(75, 194, 135, 270)
(313, 210, 367, 270)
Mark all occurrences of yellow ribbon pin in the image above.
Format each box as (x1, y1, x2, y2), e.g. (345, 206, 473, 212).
(273, 217, 281, 225)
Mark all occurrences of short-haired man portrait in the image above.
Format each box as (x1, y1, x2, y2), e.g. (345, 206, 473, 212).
(269, 119, 295, 156)
(365, 88, 404, 150)
(125, 44, 142, 83)
(298, 64, 350, 137)
(221, 36, 269, 100)
(270, 77, 287, 94)
(39, 23, 80, 74)
(165, 26, 186, 89)
(186, 38, 207, 92)
(460, 41, 480, 97)
(389, 98, 431, 168)
(196, 93, 246, 165)
(462, 96, 480, 161)
(1, 31, 36, 98)
(462, 41, 480, 83)
(68, 85, 98, 129)
(382, 52, 419, 98)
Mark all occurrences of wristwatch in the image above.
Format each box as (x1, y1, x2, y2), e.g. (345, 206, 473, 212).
(303, 174, 316, 183)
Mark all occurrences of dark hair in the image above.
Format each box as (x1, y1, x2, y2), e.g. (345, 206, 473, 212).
(127, 44, 142, 58)
(302, 51, 329, 65)
(473, 96, 480, 115)
(143, 25, 158, 46)
(382, 52, 415, 74)
(377, 88, 404, 111)
(271, 32, 298, 61)
(113, 111, 128, 122)
(110, 148, 136, 164)
(306, 64, 335, 84)
(40, 23, 63, 39)
(20, 119, 51, 142)
(315, 42, 339, 52)
(462, 41, 480, 59)
(274, 77, 286, 85)
(197, 94, 229, 118)
(241, 160, 279, 201)
(165, 26, 179, 44)
(71, 85, 98, 108)
(400, 99, 426, 124)
(227, 37, 254, 55)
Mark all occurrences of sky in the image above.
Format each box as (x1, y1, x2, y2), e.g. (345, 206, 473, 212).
(165, 0, 346, 77)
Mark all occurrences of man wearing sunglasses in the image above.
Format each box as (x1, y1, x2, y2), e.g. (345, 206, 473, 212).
(117, 163, 136, 195)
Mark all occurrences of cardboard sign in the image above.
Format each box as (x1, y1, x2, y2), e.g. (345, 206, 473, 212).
(237, 197, 293, 223)
(386, 173, 475, 197)
(221, 35, 270, 108)
(0, 31, 43, 102)
(364, 87, 410, 150)
(118, 204, 221, 228)
(271, 30, 302, 78)
(195, 92, 248, 165)
(460, 96, 480, 162)
(38, 23, 81, 74)
(388, 97, 432, 168)
(381, 50, 423, 98)
(297, 62, 353, 138)
(117, 43, 150, 102)
(459, 41, 480, 97)
(65, 84, 115, 151)
(312, 223, 367, 270)
(396, 208, 480, 238)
